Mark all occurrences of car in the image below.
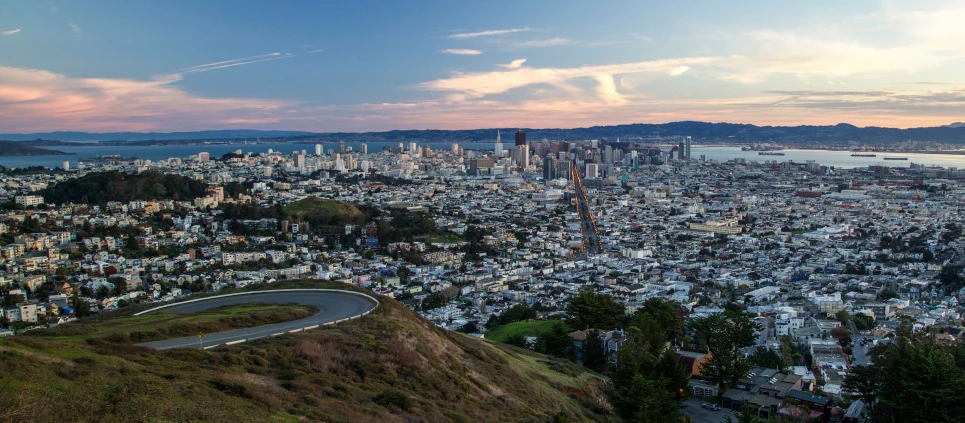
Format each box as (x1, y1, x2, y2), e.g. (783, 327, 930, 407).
(701, 403, 720, 411)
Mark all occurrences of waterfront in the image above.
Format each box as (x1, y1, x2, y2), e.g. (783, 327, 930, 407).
(5, 143, 965, 170)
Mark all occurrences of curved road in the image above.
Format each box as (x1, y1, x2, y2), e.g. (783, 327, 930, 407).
(136, 290, 378, 350)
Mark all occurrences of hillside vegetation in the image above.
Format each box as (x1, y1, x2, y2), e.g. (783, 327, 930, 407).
(0, 281, 614, 422)
(40, 170, 209, 204)
(0, 141, 72, 156)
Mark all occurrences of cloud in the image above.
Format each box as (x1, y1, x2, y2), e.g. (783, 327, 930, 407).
(174, 52, 295, 75)
(0, 66, 294, 132)
(448, 27, 530, 39)
(511, 38, 571, 48)
(305, 49, 324, 54)
(415, 56, 718, 101)
(441, 49, 483, 55)
(68, 22, 81, 33)
(2, 29, 21, 35)
(499, 58, 527, 69)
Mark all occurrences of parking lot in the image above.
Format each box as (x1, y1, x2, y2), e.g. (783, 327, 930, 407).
(681, 397, 729, 423)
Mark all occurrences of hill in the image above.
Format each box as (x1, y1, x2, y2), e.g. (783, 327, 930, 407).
(39, 170, 209, 204)
(0, 281, 614, 422)
(9, 121, 965, 147)
(0, 141, 73, 156)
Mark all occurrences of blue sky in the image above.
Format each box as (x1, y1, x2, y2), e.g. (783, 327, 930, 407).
(2, 0, 965, 132)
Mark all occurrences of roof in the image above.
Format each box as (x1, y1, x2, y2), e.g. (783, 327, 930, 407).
(786, 389, 830, 406)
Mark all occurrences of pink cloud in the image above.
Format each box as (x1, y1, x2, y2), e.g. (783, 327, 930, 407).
(0, 66, 294, 132)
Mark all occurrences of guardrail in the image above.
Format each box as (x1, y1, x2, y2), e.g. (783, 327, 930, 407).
(137, 289, 380, 350)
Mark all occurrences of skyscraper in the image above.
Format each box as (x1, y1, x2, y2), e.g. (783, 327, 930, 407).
(338, 140, 346, 153)
(361, 143, 368, 155)
(294, 153, 306, 169)
(494, 130, 503, 158)
(684, 136, 692, 160)
(542, 156, 556, 180)
(515, 129, 526, 146)
(315, 144, 323, 156)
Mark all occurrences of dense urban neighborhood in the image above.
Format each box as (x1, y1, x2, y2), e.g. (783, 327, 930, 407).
(2, 134, 964, 422)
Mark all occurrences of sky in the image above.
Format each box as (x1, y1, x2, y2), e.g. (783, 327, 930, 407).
(2, 0, 965, 133)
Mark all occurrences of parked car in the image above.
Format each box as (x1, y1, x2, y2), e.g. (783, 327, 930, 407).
(702, 403, 720, 411)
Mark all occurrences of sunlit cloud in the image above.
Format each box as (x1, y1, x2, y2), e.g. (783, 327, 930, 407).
(2, 29, 21, 35)
(499, 58, 526, 69)
(448, 27, 530, 39)
(441, 49, 483, 55)
(68, 22, 81, 33)
(0, 66, 294, 132)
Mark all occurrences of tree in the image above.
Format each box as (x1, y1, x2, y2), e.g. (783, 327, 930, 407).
(534, 322, 574, 359)
(71, 293, 91, 318)
(689, 310, 761, 389)
(635, 297, 686, 346)
(397, 265, 410, 285)
(497, 304, 537, 326)
(565, 290, 625, 331)
(749, 348, 784, 372)
(582, 329, 607, 373)
(456, 321, 478, 333)
(109, 276, 127, 296)
(505, 333, 530, 349)
(610, 314, 689, 422)
(779, 336, 797, 370)
(843, 330, 965, 423)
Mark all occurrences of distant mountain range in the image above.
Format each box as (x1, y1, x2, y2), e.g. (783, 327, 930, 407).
(4, 122, 965, 147)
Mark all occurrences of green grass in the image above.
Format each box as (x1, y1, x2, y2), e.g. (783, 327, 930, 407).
(0, 280, 615, 423)
(425, 233, 464, 243)
(485, 320, 561, 343)
(29, 302, 317, 343)
(283, 197, 360, 217)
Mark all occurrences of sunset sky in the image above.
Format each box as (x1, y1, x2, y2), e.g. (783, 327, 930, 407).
(2, 0, 965, 133)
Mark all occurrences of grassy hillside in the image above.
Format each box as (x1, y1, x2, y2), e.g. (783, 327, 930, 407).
(0, 282, 615, 422)
(28, 302, 317, 344)
(485, 320, 561, 343)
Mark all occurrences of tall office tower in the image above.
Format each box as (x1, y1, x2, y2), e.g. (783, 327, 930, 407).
(632, 151, 639, 171)
(315, 144, 323, 155)
(586, 163, 599, 178)
(451, 143, 459, 155)
(409, 142, 417, 153)
(361, 143, 368, 155)
(346, 154, 356, 170)
(328, 148, 335, 156)
(333, 153, 346, 171)
(542, 156, 556, 180)
(198, 152, 210, 162)
(294, 153, 306, 169)
(604, 146, 613, 164)
(360, 160, 371, 172)
(515, 129, 527, 146)
(684, 136, 692, 159)
(678, 140, 686, 160)
(424, 146, 432, 157)
(494, 130, 503, 157)
(338, 140, 346, 153)
(518, 145, 530, 169)
(264, 166, 272, 177)
(557, 160, 573, 180)
(62, 160, 70, 171)
(398, 142, 404, 153)
(592, 149, 602, 163)
(591, 139, 598, 149)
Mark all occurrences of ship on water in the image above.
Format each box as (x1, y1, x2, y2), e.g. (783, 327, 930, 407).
(883, 157, 908, 160)
(758, 152, 785, 156)
(851, 153, 877, 157)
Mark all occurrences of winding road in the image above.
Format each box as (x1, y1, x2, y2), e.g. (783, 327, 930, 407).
(135, 289, 378, 350)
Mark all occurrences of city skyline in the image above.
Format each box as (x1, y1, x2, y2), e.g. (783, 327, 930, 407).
(3, 1, 965, 132)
